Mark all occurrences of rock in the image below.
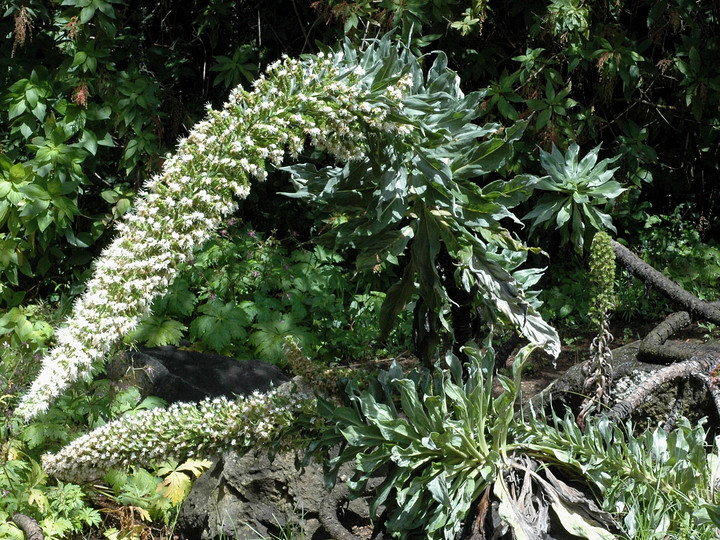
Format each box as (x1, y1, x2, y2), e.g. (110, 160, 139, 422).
(176, 448, 351, 540)
(175, 375, 365, 540)
(109, 344, 290, 404)
(108, 347, 353, 539)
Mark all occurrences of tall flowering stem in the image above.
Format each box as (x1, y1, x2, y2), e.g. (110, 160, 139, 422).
(42, 384, 317, 482)
(577, 231, 616, 428)
(42, 338, 328, 481)
(16, 47, 413, 421)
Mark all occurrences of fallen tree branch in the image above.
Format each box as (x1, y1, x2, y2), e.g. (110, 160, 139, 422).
(638, 311, 692, 363)
(636, 311, 720, 364)
(692, 372, 720, 421)
(611, 240, 720, 325)
(319, 477, 385, 540)
(12, 513, 43, 540)
(319, 483, 362, 540)
(641, 311, 691, 349)
(606, 352, 720, 423)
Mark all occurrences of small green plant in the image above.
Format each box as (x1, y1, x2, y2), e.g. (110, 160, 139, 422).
(538, 261, 594, 326)
(636, 207, 720, 301)
(0, 303, 55, 351)
(0, 326, 180, 539)
(524, 143, 626, 253)
(130, 224, 408, 364)
(101, 459, 212, 529)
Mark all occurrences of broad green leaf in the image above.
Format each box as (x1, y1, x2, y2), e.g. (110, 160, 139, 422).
(156, 470, 191, 505)
(190, 301, 250, 351)
(394, 378, 432, 432)
(378, 262, 416, 340)
(555, 200, 572, 228)
(9, 163, 29, 182)
(131, 316, 186, 347)
(375, 418, 421, 444)
(338, 424, 385, 446)
(427, 471, 451, 507)
(0, 181, 12, 198)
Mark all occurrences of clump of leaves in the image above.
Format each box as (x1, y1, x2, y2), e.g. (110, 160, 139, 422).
(524, 143, 626, 253)
(308, 340, 616, 539)
(305, 335, 720, 538)
(0, 441, 102, 539)
(285, 41, 560, 364)
(102, 458, 212, 527)
(0, 303, 55, 355)
(636, 207, 720, 302)
(130, 223, 403, 364)
(527, 412, 720, 539)
(0, 328, 184, 539)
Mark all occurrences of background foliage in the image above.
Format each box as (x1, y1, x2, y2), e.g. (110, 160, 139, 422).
(3, 0, 719, 326)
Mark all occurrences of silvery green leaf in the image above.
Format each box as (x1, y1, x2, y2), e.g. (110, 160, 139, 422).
(550, 497, 616, 540)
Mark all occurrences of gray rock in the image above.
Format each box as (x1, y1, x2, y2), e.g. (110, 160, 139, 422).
(177, 449, 342, 540)
(173, 375, 362, 539)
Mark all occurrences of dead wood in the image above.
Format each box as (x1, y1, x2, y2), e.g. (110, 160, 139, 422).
(611, 240, 720, 325)
(319, 477, 386, 540)
(465, 486, 491, 540)
(497, 456, 617, 537)
(692, 372, 720, 419)
(637, 311, 694, 363)
(640, 311, 691, 349)
(606, 352, 720, 423)
(12, 513, 44, 540)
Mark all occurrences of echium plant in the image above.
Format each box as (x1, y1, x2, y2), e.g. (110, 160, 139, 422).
(42, 386, 316, 483)
(284, 45, 560, 364)
(15, 40, 413, 421)
(17, 36, 559, 422)
(306, 341, 617, 539)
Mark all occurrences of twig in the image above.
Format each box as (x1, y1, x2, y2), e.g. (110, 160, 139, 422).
(290, 0, 309, 46)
